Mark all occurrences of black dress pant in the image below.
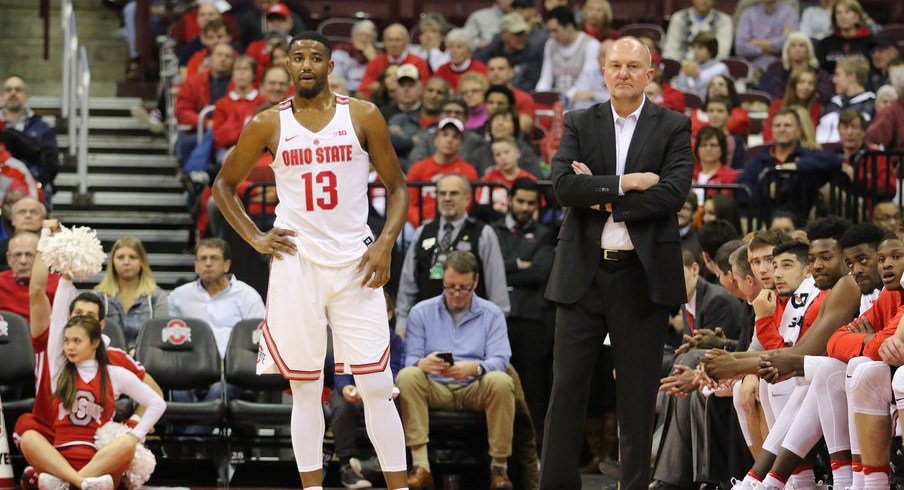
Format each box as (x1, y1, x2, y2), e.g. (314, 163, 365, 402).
(540, 256, 668, 490)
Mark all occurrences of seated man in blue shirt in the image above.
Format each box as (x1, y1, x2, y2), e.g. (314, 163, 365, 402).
(169, 237, 266, 407)
(398, 250, 515, 490)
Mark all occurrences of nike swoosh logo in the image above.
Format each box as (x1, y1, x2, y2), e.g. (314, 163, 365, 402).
(284, 134, 300, 142)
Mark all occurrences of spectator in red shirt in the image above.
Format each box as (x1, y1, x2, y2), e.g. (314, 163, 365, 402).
(213, 56, 264, 152)
(357, 24, 430, 98)
(182, 17, 233, 80)
(486, 56, 536, 133)
(435, 28, 489, 91)
(690, 75, 750, 137)
(244, 3, 293, 72)
(407, 118, 479, 226)
(692, 126, 738, 203)
(0, 231, 59, 321)
(477, 136, 538, 212)
(764, 67, 823, 143)
(175, 43, 235, 164)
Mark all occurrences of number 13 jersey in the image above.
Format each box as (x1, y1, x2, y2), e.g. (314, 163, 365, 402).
(271, 94, 374, 265)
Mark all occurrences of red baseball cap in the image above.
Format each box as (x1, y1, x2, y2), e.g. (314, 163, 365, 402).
(266, 3, 290, 18)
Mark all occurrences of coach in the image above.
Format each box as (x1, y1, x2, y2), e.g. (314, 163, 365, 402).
(539, 37, 694, 490)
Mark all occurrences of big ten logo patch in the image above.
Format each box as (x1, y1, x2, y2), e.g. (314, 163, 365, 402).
(0, 315, 7, 338)
(161, 319, 191, 346)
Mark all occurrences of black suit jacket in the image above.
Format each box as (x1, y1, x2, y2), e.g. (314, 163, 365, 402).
(545, 100, 694, 307)
(683, 278, 745, 341)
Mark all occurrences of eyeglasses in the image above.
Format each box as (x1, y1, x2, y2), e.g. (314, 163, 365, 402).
(443, 284, 475, 295)
(3, 86, 25, 93)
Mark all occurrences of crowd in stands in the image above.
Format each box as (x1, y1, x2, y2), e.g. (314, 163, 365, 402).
(5, 0, 904, 487)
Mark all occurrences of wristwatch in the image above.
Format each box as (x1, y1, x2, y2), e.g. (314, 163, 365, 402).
(476, 364, 485, 377)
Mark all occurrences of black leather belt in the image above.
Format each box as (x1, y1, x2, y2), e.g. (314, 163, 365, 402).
(601, 249, 636, 261)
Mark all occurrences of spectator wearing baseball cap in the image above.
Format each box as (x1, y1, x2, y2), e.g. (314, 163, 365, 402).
(357, 24, 431, 98)
(869, 33, 902, 91)
(474, 12, 547, 92)
(388, 73, 452, 170)
(463, 0, 514, 48)
(434, 29, 489, 91)
(234, 0, 309, 47)
(406, 117, 479, 227)
(244, 3, 294, 72)
(382, 64, 424, 122)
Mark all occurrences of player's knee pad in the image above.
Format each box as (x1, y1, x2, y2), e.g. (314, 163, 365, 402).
(354, 368, 394, 402)
(806, 356, 845, 388)
(851, 361, 892, 415)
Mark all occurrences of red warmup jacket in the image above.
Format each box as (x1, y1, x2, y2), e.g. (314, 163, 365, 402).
(213, 89, 264, 149)
(827, 289, 904, 362)
(357, 53, 430, 98)
(434, 59, 488, 91)
(176, 70, 235, 127)
(756, 290, 827, 350)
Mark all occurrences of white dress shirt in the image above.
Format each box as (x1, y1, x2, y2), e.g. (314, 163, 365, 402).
(601, 97, 645, 250)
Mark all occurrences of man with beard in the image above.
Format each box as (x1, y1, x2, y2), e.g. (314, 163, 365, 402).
(212, 31, 410, 490)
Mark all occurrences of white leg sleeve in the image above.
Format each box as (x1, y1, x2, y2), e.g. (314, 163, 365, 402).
(733, 380, 754, 447)
(781, 384, 822, 458)
(852, 360, 894, 416)
(845, 357, 875, 455)
(355, 369, 407, 472)
(290, 378, 327, 472)
(762, 382, 809, 455)
(811, 356, 851, 453)
(762, 377, 795, 428)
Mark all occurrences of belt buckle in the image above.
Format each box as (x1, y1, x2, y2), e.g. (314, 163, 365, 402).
(603, 250, 617, 261)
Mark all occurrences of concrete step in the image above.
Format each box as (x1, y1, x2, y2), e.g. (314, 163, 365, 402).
(58, 135, 170, 151)
(56, 172, 181, 190)
(54, 190, 185, 208)
(94, 228, 191, 243)
(86, 152, 177, 169)
(31, 96, 144, 112)
(52, 210, 193, 227)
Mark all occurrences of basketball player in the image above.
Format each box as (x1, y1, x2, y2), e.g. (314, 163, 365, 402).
(211, 32, 410, 490)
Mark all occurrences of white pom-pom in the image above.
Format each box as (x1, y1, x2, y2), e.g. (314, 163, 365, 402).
(37, 226, 106, 279)
(94, 422, 156, 489)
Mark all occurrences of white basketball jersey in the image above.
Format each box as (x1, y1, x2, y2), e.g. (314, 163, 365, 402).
(271, 94, 373, 265)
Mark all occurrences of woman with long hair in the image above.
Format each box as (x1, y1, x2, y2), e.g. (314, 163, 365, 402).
(463, 107, 543, 177)
(19, 315, 165, 490)
(757, 32, 835, 104)
(93, 237, 168, 349)
(816, 0, 874, 75)
(764, 67, 824, 142)
(581, 0, 619, 41)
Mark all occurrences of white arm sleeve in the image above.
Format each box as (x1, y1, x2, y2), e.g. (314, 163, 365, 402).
(109, 365, 166, 439)
(48, 278, 80, 391)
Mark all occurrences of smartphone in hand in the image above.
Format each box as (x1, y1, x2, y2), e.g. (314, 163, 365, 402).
(436, 351, 454, 365)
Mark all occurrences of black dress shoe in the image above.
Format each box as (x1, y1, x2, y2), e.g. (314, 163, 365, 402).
(598, 460, 622, 479)
(648, 480, 684, 490)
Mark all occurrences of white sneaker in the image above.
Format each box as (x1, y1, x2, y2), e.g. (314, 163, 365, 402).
(80, 474, 114, 490)
(731, 478, 758, 490)
(37, 473, 68, 490)
(130, 105, 165, 134)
